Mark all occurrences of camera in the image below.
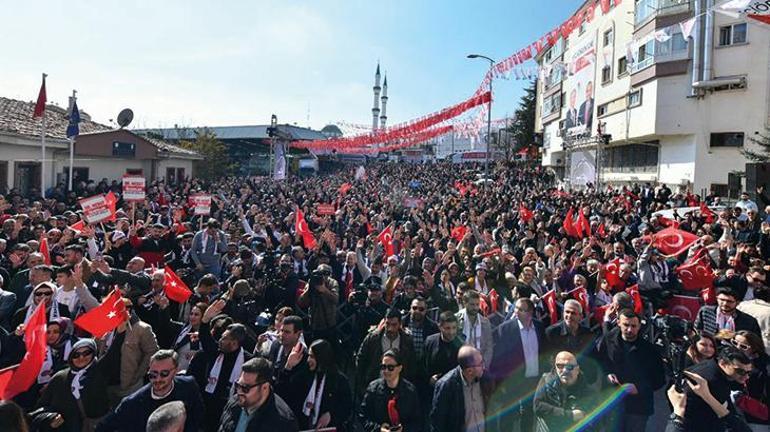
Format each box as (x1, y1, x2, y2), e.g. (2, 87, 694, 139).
(309, 269, 326, 289)
(652, 314, 693, 392)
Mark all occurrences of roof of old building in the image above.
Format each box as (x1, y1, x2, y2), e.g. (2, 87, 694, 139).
(0, 96, 110, 140)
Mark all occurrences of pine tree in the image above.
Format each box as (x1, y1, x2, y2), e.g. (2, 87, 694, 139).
(742, 127, 770, 162)
(179, 128, 234, 181)
(507, 80, 537, 157)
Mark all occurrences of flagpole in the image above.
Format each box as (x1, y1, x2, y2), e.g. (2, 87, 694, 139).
(68, 90, 76, 191)
(40, 73, 48, 199)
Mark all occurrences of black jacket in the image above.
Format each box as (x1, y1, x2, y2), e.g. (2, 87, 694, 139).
(429, 366, 467, 432)
(95, 375, 204, 432)
(683, 359, 740, 432)
(287, 369, 353, 431)
(358, 378, 423, 432)
(533, 371, 592, 431)
(355, 328, 416, 396)
(593, 326, 665, 416)
(694, 305, 762, 337)
(423, 333, 462, 381)
(489, 318, 546, 383)
(218, 391, 298, 432)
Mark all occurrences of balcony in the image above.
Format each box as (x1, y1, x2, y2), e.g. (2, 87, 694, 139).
(630, 32, 689, 73)
(635, 0, 691, 27)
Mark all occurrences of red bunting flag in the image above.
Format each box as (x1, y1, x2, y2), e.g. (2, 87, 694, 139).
(2, 302, 47, 399)
(625, 284, 643, 315)
(295, 208, 317, 249)
(378, 226, 395, 258)
(39, 235, 51, 266)
(163, 266, 193, 303)
(33, 75, 47, 118)
(74, 289, 128, 338)
(651, 227, 700, 257)
(542, 289, 559, 324)
(519, 203, 534, 223)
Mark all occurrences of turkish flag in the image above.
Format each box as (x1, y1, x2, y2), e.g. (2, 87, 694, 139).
(701, 285, 717, 305)
(563, 207, 579, 238)
(576, 209, 590, 238)
(104, 191, 118, 222)
(39, 235, 51, 266)
(163, 266, 192, 303)
(542, 289, 559, 324)
(625, 284, 643, 315)
(519, 204, 534, 223)
(0, 367, 15, 398)
(68, 219, 85, 234)
(748, 14, 770, 26)
(338, 183, 352, 196)
(592, 304, 610, 326)
(597, 223, 607, 238)
(295, 209, 317, 249)
(700, 202, 715, 224)
(488, 289, 500, 314)
(451, 225, 467, 243)
(455, 181, 468, 197)
(657, 215, 680, 229)
(567, 287, 590, 314)
(33, 76, 47, 118)
(665, 295, 701, 322)
(378, 226, 395, 257)
(74, 290, 128, 338)
(603, 257, 623, 289)
(2, 302, 47, 399)
(676, 251, 714, 292)
(651, 227, 699, 257)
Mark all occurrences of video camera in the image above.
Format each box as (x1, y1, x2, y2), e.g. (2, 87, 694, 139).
(652, 314, 694, 392)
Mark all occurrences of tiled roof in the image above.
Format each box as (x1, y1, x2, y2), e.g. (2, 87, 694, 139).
(0, 96, 110, 140)
(143, 136, 201, 157)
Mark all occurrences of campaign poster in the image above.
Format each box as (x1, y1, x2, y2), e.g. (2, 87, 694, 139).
(122, 175, 146, 202)
(191, 194, 212, 216)
(79, 195, 112, 224)
(564, 36, 596, 138)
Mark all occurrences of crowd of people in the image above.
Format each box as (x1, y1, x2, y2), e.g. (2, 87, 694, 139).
(0, 160, 768, 432)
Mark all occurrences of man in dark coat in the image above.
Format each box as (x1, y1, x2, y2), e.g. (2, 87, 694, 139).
(96, 350, 204, 432)
(430, 346, 488, 432)
(594, 309, 665, 432)
(218, 357, 298, 432)
(694, 287, 761, 336)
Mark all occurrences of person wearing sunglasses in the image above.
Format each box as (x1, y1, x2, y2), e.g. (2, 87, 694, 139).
(683, 346, 755, 432)
(730, 331, 769, 430)
(10, 281, 69, 330)
(430, 345, 487, 432)
(359, 350, 422, 432)
(533, 351, 593, 432)
(218, 357, 298, 432)
(95, 350, 204, 432)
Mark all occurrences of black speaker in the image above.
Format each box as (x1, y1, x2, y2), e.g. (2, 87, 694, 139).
(745, 162, 770, 200)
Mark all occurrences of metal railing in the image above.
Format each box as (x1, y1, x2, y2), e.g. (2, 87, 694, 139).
(635, 0, 692, 26)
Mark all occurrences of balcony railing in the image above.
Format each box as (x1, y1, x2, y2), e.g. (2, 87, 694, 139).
(635, 0, 691, 26)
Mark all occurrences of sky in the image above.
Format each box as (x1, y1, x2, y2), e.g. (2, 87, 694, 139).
(1, 0, 578, 131)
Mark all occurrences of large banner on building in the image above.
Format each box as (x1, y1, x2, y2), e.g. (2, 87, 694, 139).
(565, 36, 596, 138)
(274, 141, 287, 180)
(570, 149, 596, 187)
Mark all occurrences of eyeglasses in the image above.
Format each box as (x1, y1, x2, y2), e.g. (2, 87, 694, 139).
(380, 364, 400, 371)
(35, 291, 54, 297)
(411, 306, 425, 311)
(147, 369, 174, 380)
(555, 363, 578, 372)
(234, 380, 268, 394)
(71, 350, 94, 359)
(731, 339, 752, 352)
(732, 366, 752, 376)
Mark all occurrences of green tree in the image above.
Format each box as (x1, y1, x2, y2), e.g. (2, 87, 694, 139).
(505, 80, 537, 160)
(179, 128, 234, 181)
(742, 127, 770, 162)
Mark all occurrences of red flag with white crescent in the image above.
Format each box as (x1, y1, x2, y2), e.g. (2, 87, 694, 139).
(378, 226, 395, 257)
(2, 302, 47, 399)
(542, 289, 559, 324)
(519, 204, 534, 223)
(651, 227, 699, 257)
(625, 284, 643, 315)
(74, 290, 129, 338)
(567, 287, 590, 314)
(295, 208, 317, 249)
(163, 266, 193, 303)
(664, 295, 701, 322)
(676, 250, 714, 292)
(33, 76, 47, 118)
(39, 235, 51, 266)
(603, 257, 623, 289)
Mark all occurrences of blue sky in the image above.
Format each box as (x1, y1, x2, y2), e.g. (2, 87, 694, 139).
(1, 0, 577, 131)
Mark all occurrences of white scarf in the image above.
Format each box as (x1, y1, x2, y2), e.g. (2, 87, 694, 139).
(174, 324, 193, 349)
(462, 311, 482, 350)
(302, 373, 326, 426)
(24, 299, 60, 326)
(70, 363, 92, 400)
(38, 340, 72, 384)
(276, 334, 308, 365)
(205, 347, 244, 394)
(474, 277, 488, 295)
(201, 231, 219, 255)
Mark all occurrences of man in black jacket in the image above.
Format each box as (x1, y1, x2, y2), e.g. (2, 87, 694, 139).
(430, 345, 487, 432)
(594, 309, 665, 432)
(682, 346, 754, 432)
(218, 357, 298, 432)
(424, 311, 462, 385)
(694, 287, 761, 336)
(96, 350, 204, 432)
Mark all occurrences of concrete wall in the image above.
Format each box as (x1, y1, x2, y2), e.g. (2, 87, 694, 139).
(0, 133, 68, 192)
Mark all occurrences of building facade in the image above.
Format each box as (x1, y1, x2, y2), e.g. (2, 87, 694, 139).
(536, 0, 770, 195)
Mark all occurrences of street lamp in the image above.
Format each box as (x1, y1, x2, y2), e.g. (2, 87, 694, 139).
(467, 54, 494, 189)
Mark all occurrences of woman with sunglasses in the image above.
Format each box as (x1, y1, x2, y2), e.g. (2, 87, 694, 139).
(288, 339, 353, 431)
(10, 281, 70, 330)
(359, 350, 422, 432)
(684, 333, 718, 368)
(533, 351, 594, 432)
(731, 330, 769, 430)
(30, 338, 115, 432)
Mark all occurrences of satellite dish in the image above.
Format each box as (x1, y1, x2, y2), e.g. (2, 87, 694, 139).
(116, 109, 134, 128)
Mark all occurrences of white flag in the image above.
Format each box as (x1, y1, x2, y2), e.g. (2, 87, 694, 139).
(653, 28, 672, 43)
(716, 0, 752, 18)
(680, 17, 697, 40)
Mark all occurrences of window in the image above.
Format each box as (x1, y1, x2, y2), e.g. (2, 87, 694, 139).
(603, 28, 614, 47)
(604, 143, 659, 174)
(602, 65, 612, 84)
(618, 56, 628, 76)
(597, 103, 609, 117)
(541, 92, 562, 117)
(628, 89, 643, 107)
(710, 132, 744, 147)
(544, 47, 553, 63)
(719, 23, 747, 46)
(656, 32, 687, 58)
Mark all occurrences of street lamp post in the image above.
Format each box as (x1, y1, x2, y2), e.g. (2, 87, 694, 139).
(467, 54, 494, 189)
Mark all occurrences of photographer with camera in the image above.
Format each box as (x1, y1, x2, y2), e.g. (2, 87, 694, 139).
(298, 265, 339, 343)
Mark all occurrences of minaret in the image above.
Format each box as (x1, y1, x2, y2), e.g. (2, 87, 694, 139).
(372, 63, 381, 131)
(379, 75, 388, 129)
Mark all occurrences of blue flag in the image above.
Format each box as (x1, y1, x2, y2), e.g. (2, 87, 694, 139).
(66, 100, 81, 138)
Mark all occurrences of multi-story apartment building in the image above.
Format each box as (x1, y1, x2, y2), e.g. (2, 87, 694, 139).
(536, 0, 770, 196)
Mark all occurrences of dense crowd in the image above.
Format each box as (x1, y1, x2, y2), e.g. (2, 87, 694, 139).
(0, 160, 768, 432)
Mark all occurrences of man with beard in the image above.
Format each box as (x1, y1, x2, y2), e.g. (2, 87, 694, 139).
(265, 315, 308, 398)
(218, 357, 298, 432)
(424, 311, 463, 385)
(189, 299, 253, 432)
(695, 287, 761, 336)
(96, 350, 204, 432)
(129, 222, 174, 269)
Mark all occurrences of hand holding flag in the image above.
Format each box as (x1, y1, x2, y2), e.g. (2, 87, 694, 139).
(74, 290, 128, 338)
(163, 266, 193, 303)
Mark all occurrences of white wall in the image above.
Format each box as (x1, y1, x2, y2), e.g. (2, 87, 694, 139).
(156, 158, 195, 182)
(658, 135, 695, 186)
(0, 134, 68, 192)
(53, 156, 149, 184)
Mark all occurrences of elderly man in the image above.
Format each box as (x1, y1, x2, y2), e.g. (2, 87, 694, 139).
(545, 299, 596, 382)
(91, 256, 151, 299)
(533, 351, 593, 431)
(430, 345, 488, 432)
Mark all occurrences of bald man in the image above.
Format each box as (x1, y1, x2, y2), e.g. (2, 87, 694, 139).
(430, 346, 487, 432)
(533, 351, 590, 431)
